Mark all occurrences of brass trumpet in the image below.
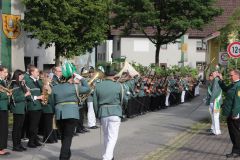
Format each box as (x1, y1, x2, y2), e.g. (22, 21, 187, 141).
(0, 84, 13, 95)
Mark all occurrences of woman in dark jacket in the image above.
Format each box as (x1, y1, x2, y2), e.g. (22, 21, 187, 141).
(11, 70, 31, 152)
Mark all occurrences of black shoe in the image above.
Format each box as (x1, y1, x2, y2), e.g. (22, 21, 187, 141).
(77, 130, 85, 134)
(82, 128, 90, 132)
(34, 141, 42, 146)
(27, 143, 37, 148)
(45, 140, 55, 144)
(19, 145, 27, 151)
(73, 132, 79, 136)
(226, 153, 240, 158)
(112, 157, 114, 160)
(89, 126, 99, 129)
(121, 118, 128, 122)
(12, 146, 23, 152)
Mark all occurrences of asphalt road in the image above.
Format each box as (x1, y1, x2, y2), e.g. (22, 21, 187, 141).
(2, 88, 209, 160)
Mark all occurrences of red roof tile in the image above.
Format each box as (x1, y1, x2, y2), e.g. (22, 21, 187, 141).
(189, 0, 240, 38)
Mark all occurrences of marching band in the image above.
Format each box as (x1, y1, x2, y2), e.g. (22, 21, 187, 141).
(0, 62, 200, 159)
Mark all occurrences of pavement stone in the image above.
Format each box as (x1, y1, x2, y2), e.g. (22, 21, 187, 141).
(145, 124, 235, 160)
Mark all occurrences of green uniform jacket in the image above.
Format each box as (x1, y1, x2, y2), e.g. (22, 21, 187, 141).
(138, 82, 145, 97)
(0, 80, 9, 110)
(24, 73, 31, 82)
(52, 75, 61, 86)
(93, 79, 124, 118)
(209, 77, 222, 104)
(52, 79, 90, 120)
(219, 80, 240, 117)
(11, 84, 31, 114)
(206, 81, 213, 105)
(25, 77, 43, 111)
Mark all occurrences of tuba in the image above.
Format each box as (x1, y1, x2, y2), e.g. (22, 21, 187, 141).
(80, 71, 104, 102)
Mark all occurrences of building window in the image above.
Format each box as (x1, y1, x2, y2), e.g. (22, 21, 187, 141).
(34, 56, 38, 67)
(196, 62, 206, 71)
(160, 63, 167, 69)
(196, 41, 206, 51)
(97, 53, 106, 62)
(161, 44, 167, 49)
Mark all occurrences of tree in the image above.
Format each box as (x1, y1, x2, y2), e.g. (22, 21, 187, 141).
(111, 0, 222, 65)
(220, 7, 240, 49)
(21, 0, 110, 65)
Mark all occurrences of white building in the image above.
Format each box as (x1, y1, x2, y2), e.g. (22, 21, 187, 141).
(111, 34, 206, 69)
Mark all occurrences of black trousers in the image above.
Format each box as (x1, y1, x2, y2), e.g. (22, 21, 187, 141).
(0, 111, 8, 150)
(28, 110, 42, 144)
(43, 113, 54, 141)
(144, 96, 151, 112)
(227, 117, 240, 154)
(126, 98, 135, 117)
(12, 114, 25, 147)
(76, 108, 85, 131)
(21, 112, 30, 139)
(58, 119, 78, 160)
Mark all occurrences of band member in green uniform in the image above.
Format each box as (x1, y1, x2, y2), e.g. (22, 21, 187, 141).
(52, 66, 62, 86)
(11, 70, 31, 151)
(218, 69, 240, 158)
(25, 66, 44, 148)
(52, 62, 90, 160)
(0, 66, 11, 155)
(93, 67, 124, 160)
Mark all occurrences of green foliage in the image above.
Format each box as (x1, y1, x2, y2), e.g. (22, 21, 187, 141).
(131, 62, 147, 75)
(111, 0, 222, 64)
(131, 62, 198, 78)
(21, 0, 110, 62)
(219, 7, 240, 49)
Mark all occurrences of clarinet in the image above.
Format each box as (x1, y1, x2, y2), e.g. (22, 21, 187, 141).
(21, 80, 35, 104)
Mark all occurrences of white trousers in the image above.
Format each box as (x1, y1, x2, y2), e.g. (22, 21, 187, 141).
(209, 104, 221, 135)
(165, 92, 170, 106)
(181, 91, 186, 103)
(101, 116, 121, 160)
(194, 84, 200, 96)
(87, 102, 96, 127)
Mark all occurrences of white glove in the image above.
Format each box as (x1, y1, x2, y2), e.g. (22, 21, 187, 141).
(73, 73, 83, 80)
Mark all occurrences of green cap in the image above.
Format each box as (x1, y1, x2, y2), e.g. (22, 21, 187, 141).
(62, 61, 76, 79)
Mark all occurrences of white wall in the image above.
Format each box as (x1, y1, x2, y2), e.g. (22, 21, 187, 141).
(24, 38, 55, 70)
(114, 35, 206, 68)
(11, 0, 55, 71)
(185, 38, 206, 68)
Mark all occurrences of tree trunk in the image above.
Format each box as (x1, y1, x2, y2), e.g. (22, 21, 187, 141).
(55, 52, 60, 66)
(55, 44, 61, 66)
(155, 43, 160, 66)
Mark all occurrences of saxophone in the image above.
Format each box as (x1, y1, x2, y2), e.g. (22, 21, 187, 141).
(41, 77, 52, 105)
(0, 84, 13, 95)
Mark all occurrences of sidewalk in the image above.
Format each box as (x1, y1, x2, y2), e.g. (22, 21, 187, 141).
(145, 123, 234, 160)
